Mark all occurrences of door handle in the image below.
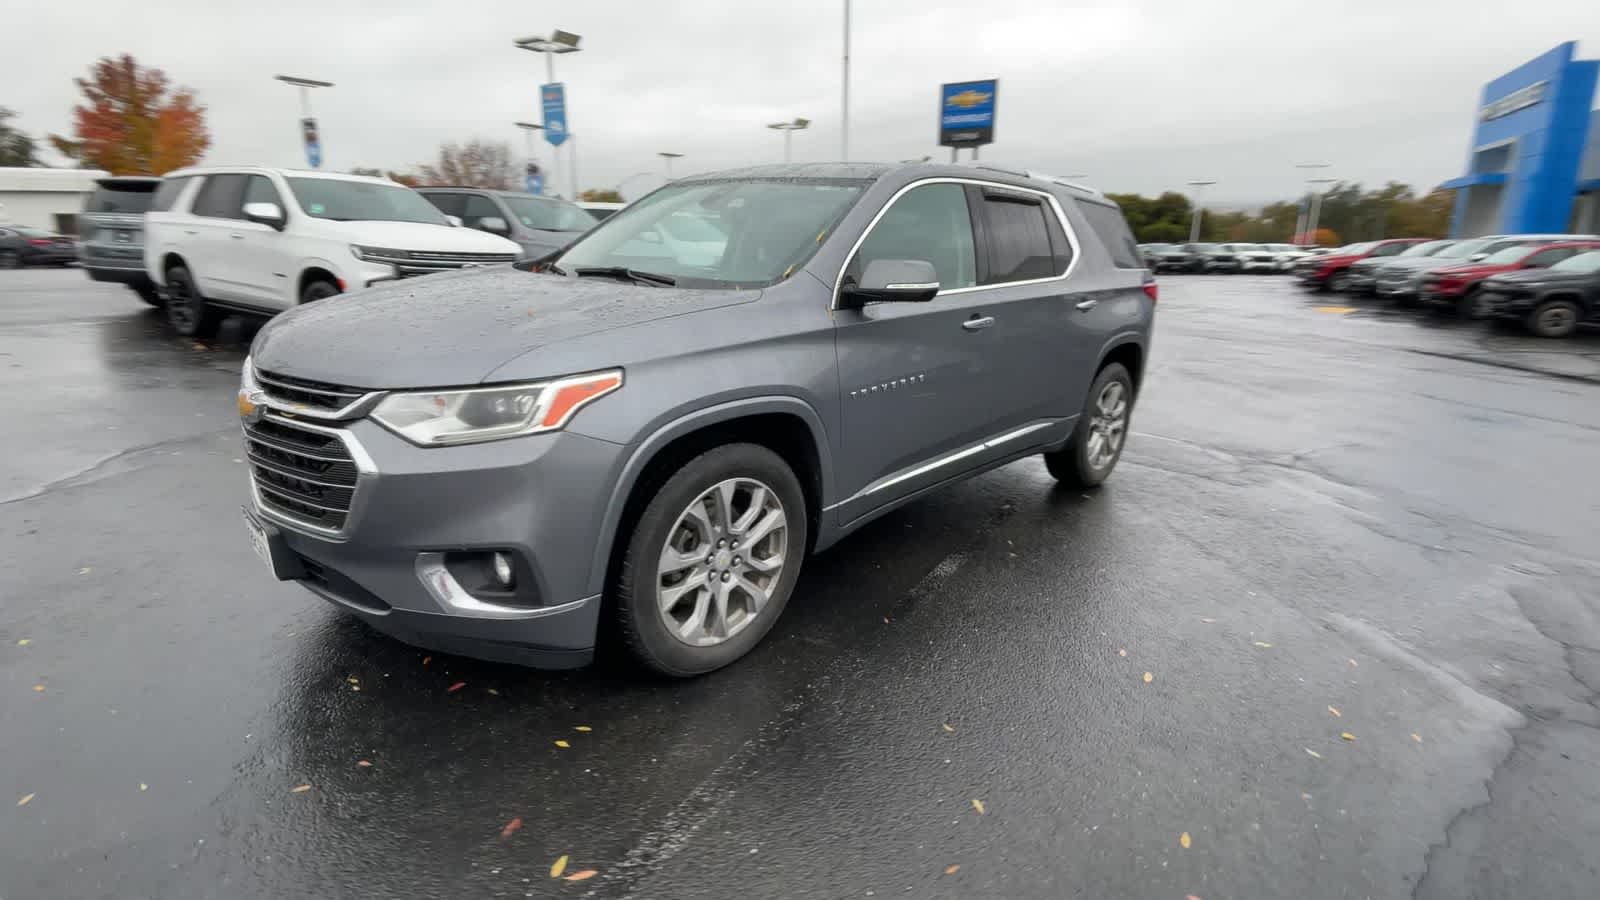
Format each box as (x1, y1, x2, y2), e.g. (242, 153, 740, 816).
(1075, 299, 1099, 311)
(962, 316, 995, 331)
(183, 229, 198, 236)
(230, 233, 245, 239)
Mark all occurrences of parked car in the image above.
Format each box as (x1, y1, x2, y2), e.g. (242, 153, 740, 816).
(1229, 243, 1280, 273)
(578, 200, 626, 221)
(78, 175, 163, 305)
(1482, 249, 1600, 337)
(1151, 243, 1201, 273)
(1419, 240, 1600, 317)
(1263, 243, 1312, 272)
(238, 162, 1155, 675)
(1294, 238, 1431, 291)
(1345, 239, 1455, 294)
(1374, 234, 1593, 301)
(417, 188, 596, 260)
(0, 225, 77, 268)
(1138, 242, 1175, 268)
(144, 167, 521, 337)
(1187, 242, 1240, 273)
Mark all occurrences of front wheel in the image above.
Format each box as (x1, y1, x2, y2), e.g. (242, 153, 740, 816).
(1456, 286, 1488, 319)
(1044, 363, 1134, 489)
(1328, 270, 1350, 292)
(1525, 300, 1581, 338)
(133, 283, 164, 308)
(614, 443, 808, 677)
(300, 279, 340, 304)
(0, 250, 19, 269)
(164, 264, 221, 338)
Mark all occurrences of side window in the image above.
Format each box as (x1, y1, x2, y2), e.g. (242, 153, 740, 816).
(151, 177, 191, 212)
(1370, 242, 1409, 257)
(423, 193, 466, 219)
(1075, 200, 1136, 268)
(191, 175, 247, 219)
(461, 195, 502, 230)
(980, 190, 1054, 284)
(1522, 247, 1573, 267)
(846, 183, 976, 291)
(242, 175, 283, 210)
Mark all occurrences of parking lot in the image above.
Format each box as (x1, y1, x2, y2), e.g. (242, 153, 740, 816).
(4, 267, 1599, 899)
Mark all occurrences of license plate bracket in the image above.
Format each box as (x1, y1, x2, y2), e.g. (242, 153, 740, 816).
(242, 508, 304, 581)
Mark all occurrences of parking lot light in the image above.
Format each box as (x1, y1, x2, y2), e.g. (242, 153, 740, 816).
(1187, 180, 1216, 242)
(767, 118, 811, 163)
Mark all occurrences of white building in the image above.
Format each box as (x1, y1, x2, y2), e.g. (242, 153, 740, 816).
(0, 167, 111, 233)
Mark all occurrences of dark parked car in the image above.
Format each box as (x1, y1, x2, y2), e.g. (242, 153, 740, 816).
(0, 225, 77, 268)
(1193, 242, 1241, 273)
(418, 188, 597, 260)
(1344, 239, 1454, 294)
(1138, 242, 1174, 268)
(239, 162, 1155, 675)
(1482, 249, 1600, 337)
(1151, 243, 1201, 273)
(1419, 240, 1600, 317)
(79, 175, 162, 305)
(1294, 238, 1431, 291)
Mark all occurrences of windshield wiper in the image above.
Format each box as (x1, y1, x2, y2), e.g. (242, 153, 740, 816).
(573, 266, 677, 287)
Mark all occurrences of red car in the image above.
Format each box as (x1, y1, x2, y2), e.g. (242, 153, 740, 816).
(1419, 240, 1600, 317)
(1292, 238, 1433, 292)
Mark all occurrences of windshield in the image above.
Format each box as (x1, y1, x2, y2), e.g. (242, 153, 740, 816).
(1481, 244, 1539, 265)
(1550, 250, 1600, 274)
(85, 184, 156, 214)
(12, 226, 57, 237)
(1436, 238, 1494, 259)
(286, 178, 449, 225)
(1338, 242, 1375, 255)
(502, 195, 597, 232)
(556, 178, 865, 288)
(1399, 240, 1451, 257)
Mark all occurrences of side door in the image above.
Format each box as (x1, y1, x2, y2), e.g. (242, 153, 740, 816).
(228, 174, 296, 309)
(830, 181, 1009, 523)
(185, 174, 248, 300)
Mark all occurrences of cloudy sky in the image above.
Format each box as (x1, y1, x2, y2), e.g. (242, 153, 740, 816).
(5, 0, 1597, 204)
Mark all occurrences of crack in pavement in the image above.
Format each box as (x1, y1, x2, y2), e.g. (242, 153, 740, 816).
(0, 426, 238, 506)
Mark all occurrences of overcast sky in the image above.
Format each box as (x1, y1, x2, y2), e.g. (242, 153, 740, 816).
(5, 0, 1597, 204)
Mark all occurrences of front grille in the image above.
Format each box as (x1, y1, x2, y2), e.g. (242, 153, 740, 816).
(256, 369, 368, 412)
(245, 415, 359, 532)
(361, 248, 517, 277)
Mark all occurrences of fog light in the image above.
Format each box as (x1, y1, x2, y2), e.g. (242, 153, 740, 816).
(491, 552, 515, 588)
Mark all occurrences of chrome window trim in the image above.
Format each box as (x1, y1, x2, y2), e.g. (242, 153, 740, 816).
(830, 176, 1083, 310)
(825, 418, 1063, 511)
(246, 413, 377, 540)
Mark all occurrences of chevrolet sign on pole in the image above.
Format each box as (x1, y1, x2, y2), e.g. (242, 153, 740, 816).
(939, 79, 998, 149)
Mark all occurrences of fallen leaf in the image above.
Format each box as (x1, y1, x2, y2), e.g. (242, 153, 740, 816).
(944, 864, 961, 875)
(575, 726, 592, 733)
(563, 870, 598, 882)
(1187, 895, 1204, 900)
(77, 567, 92, 575)
(1179, 831, 1192, 849)
(971, 799, 986, 815)
(18, 793, 35, 806)
(1143, 672, 1153, 683)
(554, 740, 570, 749)
(1411, 733, 1423, 743)
(1328, 706, 1341, 718)
(500, 817, 523, 840)
(550, 854, 568, 877)
(351, 685, 361, 692)
(1305, 748, 1322, 759)
(139, 783, 148, 792)
(1118, 648, 1128, 657)
(16, 638, 29, 646)
(1348, 658, 1358, 667)
(346, 676, 360, 685)
(32, 684, 45, 692)
(422, 656, 432, 666)
(1341, 732, 1356, 742)
(942, 723, 955, 733)
(883, 617, 892, 624)
(357, 760, 372, 768)
(291, 784, 311, 793)
(1199, 617, 1215, 624)
(487, 688, 499, 696)
(447, 682, 466, 693)
(1253, 641, 1273, 649)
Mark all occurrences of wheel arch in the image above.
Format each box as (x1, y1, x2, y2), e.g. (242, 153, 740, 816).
(298, 265, 341, 301)
(1096, 336, 1147, 396)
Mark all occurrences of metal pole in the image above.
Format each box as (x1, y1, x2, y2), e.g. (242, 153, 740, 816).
(298, 86, 311, 119)
(545, 53, 560, 197)
(841, 0, 850, 160)
(1308, 189, 1324, 244)
(972, 145, 980, 161)
(950, 147, 957, 164)
(1189, 202, 1203, 242)
(569, 134, 579, 200)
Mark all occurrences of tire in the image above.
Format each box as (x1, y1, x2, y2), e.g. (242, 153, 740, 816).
(133, 283, 165, 308)
(1525, 299, 1581, 339)
(1328, 270, 1350, 292)
(614, 443, 808, 677)
(163, 264, 221, 338)
(300, 279, 340, 304)
(0, 251, 19, 269)
(1044, 362, 1134, 489)
(1456, 286, 1487, 319)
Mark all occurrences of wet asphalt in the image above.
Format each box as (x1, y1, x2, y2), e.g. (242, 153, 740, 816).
(3, 268, 1599, 900)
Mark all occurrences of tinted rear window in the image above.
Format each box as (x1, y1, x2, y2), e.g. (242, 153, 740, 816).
(1076, 200, 1142, 268)
(151, 177, 192, 212)
(85, 182, 157, 214)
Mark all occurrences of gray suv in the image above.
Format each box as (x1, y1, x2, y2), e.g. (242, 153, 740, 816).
(417, 187, 596, 260)
(239, 163, 1155, 675)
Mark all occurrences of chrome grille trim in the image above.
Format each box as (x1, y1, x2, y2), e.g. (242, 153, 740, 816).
(244, 413, 375, 539)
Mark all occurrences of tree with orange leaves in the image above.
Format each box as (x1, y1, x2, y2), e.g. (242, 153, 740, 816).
(49, 54, 210, 175)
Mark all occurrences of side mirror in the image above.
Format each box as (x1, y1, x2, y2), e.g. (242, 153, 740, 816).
(1468, 252, 1488, 262)
(478, 216, 511, 237)
(242, 202, 285, 230)
(841, 259, 940, 307)
(445, 215, 464, 228)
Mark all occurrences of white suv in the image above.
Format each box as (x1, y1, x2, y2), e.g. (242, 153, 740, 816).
(144, 167, 520, 337)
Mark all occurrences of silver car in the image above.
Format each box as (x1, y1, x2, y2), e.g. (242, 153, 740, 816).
(1347, 239, 1456, 294)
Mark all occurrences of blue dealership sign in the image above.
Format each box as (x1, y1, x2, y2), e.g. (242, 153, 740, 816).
(541, 83, 568, 147)
(301, 117, 322, 168)
(939, 79, 998, 148)
(525, 163, 544, 196)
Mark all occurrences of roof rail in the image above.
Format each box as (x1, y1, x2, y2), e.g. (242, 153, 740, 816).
(1028, 170, 1104, 198)
(958, 161, 1032, 179)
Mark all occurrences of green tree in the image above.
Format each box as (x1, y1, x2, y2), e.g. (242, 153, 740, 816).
(0, 107, 41, 167)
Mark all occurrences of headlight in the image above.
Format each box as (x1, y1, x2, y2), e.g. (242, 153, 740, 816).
(238, 356, 262, 419)
(351, 245, 408, 262)
(371, 370, 623, 446)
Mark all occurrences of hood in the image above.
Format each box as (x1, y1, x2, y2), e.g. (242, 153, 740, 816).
(1430, 262, 1510, 279)
(251, 267, 762, 389)
(317, 219, 521, 254)
(1384, 256, 1461, 274)
(1486, 269, 1596, 287)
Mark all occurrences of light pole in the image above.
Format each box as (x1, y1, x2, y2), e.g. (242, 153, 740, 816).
(274, 75, 333, 167)
(515, 30, 582, 199)
(1293, 163, 1330, 244)
(1306, 177, 1337, 246)
(766, 118, 811, 163)
(657, 152, 684, 179)
(1187, 180, 1216, 242)
(841, 0, 851, 160)
(514, 122, 543, 193)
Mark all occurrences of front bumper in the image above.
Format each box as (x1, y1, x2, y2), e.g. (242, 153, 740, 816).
(246, 415, 629, 667)
(1239, 258, 1278, 272)
(1203, 258, 1242, 272)
(1375, 276, 1421, 298)
(1482, 290, 1539, 318)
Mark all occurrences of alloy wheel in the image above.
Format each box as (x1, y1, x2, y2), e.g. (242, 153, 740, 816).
(1085, 380, 1129, 470)
(656, 477, 788, 647)
(1536, 305, 1576, 336)
(167, 275, 197, 330)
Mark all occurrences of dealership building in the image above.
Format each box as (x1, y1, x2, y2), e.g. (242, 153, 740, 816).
(1443, 42, 1600, 237)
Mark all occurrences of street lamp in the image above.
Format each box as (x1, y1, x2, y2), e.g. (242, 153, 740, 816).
(766, 118, 811, 163)
(1293, 163, 1331, 244)
(515, 122, 544, 194)
(1187, 180, 1216, 243)
(514, 30, 582, 199)
(1306, 177, 1337, 246)
(841, 0, 851, 160)
(274, 75, 333, 168)
(657, 152, 684, 179)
